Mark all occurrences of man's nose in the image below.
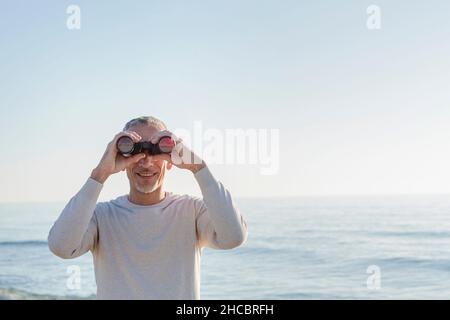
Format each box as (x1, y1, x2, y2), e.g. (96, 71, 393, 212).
(137, 153, 157, 167)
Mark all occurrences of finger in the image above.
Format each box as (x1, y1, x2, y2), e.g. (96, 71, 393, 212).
(170, 142, 200, 165)
(111, 132, 141, 153)
(170, 143, 185, 165)
(123, 131, 142, 142)
(114, 131, 140, 143)
(151, 153, 172, 163)
(150, 130, 168, 143)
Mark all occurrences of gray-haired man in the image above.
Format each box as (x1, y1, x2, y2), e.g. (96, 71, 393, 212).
(48, 116, 248, 299)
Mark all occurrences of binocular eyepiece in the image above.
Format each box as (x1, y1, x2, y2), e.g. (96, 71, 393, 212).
(116, 135, 175, 157)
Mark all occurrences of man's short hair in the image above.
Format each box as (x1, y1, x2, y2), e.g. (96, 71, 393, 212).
(123, 116, 167, 131)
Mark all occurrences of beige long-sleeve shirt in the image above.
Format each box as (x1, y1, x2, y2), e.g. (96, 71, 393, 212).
(48, 166, 248, 299)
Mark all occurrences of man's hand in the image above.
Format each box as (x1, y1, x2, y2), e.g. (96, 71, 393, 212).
(90, 131, 146, 183)
(150, 130, 206, 173)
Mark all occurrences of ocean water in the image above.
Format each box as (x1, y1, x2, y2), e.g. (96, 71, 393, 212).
(1, 195, 450, 300)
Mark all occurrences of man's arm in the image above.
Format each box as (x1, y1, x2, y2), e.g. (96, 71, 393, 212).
(48, 130, 145, 259)
(47, 178, 102, 258)
(150, 130, 248, 249)
(194, 166, 248, 249)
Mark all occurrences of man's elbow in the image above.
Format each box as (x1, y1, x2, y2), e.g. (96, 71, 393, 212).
(47, 233, 76, 259)
(218, 228, 248, 249)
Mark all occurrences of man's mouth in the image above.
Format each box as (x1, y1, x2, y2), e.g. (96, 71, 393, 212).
(136, 172, 159, 179)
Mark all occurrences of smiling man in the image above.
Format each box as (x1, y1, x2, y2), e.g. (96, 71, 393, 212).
(48, 116, 248, 300)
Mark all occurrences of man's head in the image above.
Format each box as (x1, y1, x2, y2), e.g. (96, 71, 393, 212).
(123, 116, 172, 194)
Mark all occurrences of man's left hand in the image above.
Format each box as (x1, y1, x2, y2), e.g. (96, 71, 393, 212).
(150, 130, 206, 173)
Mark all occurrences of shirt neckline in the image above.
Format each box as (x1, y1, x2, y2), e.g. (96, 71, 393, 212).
(122, 191, 174, 209)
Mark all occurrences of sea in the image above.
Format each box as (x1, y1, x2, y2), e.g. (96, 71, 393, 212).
(1, 195, 450, 300)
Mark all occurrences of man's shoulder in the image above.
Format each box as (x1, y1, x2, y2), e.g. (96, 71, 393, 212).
(93, 197, 122, 215)
(170, 193, 206, 216)
(165, 193, 204, 208)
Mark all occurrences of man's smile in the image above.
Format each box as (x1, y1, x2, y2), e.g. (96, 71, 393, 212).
(135, 171, 159, 180)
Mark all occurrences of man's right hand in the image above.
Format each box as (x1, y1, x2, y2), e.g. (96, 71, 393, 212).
(90, 131, 146, 184)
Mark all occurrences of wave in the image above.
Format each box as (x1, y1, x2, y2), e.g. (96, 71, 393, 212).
(353, 256, 450, 273)
(368, 230, 450, 239)
(379, 256, 450, 265)
(0, 240, 47, 247)
(0, 287, 95, 300)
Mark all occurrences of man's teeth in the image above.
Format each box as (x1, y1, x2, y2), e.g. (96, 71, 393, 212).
(138, 172, 157, 177)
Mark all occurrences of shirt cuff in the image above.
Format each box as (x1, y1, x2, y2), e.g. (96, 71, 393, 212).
(194, 166, 217, 190)
(82, 177, 104, 198)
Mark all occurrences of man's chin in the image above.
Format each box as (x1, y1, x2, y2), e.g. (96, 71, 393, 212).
(136, 184, 157, 194)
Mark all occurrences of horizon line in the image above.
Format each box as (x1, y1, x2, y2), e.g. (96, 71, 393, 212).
(1, 192, 449, 204)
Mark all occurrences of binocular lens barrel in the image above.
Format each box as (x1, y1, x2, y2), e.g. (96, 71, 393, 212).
(117, 136, 135, 154)
(158, 136, 175, 153)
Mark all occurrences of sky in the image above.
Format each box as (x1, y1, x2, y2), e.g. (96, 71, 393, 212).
(0, 0, 450, 202)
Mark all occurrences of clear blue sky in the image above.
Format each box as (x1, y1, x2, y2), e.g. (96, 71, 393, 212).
(1, 0, 450, 201)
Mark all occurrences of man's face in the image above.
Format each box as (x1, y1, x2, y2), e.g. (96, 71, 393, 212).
(125, 124, 172, 194)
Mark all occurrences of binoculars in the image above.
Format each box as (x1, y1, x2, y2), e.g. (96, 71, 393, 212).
(116, 135, 175, 157)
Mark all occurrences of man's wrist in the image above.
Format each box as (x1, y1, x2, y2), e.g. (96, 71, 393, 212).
(90, 168, 110, 184)
(189, 161, 206, 174)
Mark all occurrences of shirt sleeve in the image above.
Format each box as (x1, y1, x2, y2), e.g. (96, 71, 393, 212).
(48, 178, 103, 259)
(193, 166, 248, 249)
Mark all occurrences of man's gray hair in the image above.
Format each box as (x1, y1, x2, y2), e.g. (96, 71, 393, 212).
(123, 116, 167, 131)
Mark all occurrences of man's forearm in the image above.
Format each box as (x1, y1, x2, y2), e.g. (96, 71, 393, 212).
(194, 166, 248, 247)
(48, 177, 103, 258)
(90, 167, 110, 184)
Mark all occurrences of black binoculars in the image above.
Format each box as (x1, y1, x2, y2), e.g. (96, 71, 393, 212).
(116, 135, 175, 157)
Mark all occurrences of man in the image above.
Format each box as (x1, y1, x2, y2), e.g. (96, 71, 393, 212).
(48, 116, 248, 299)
